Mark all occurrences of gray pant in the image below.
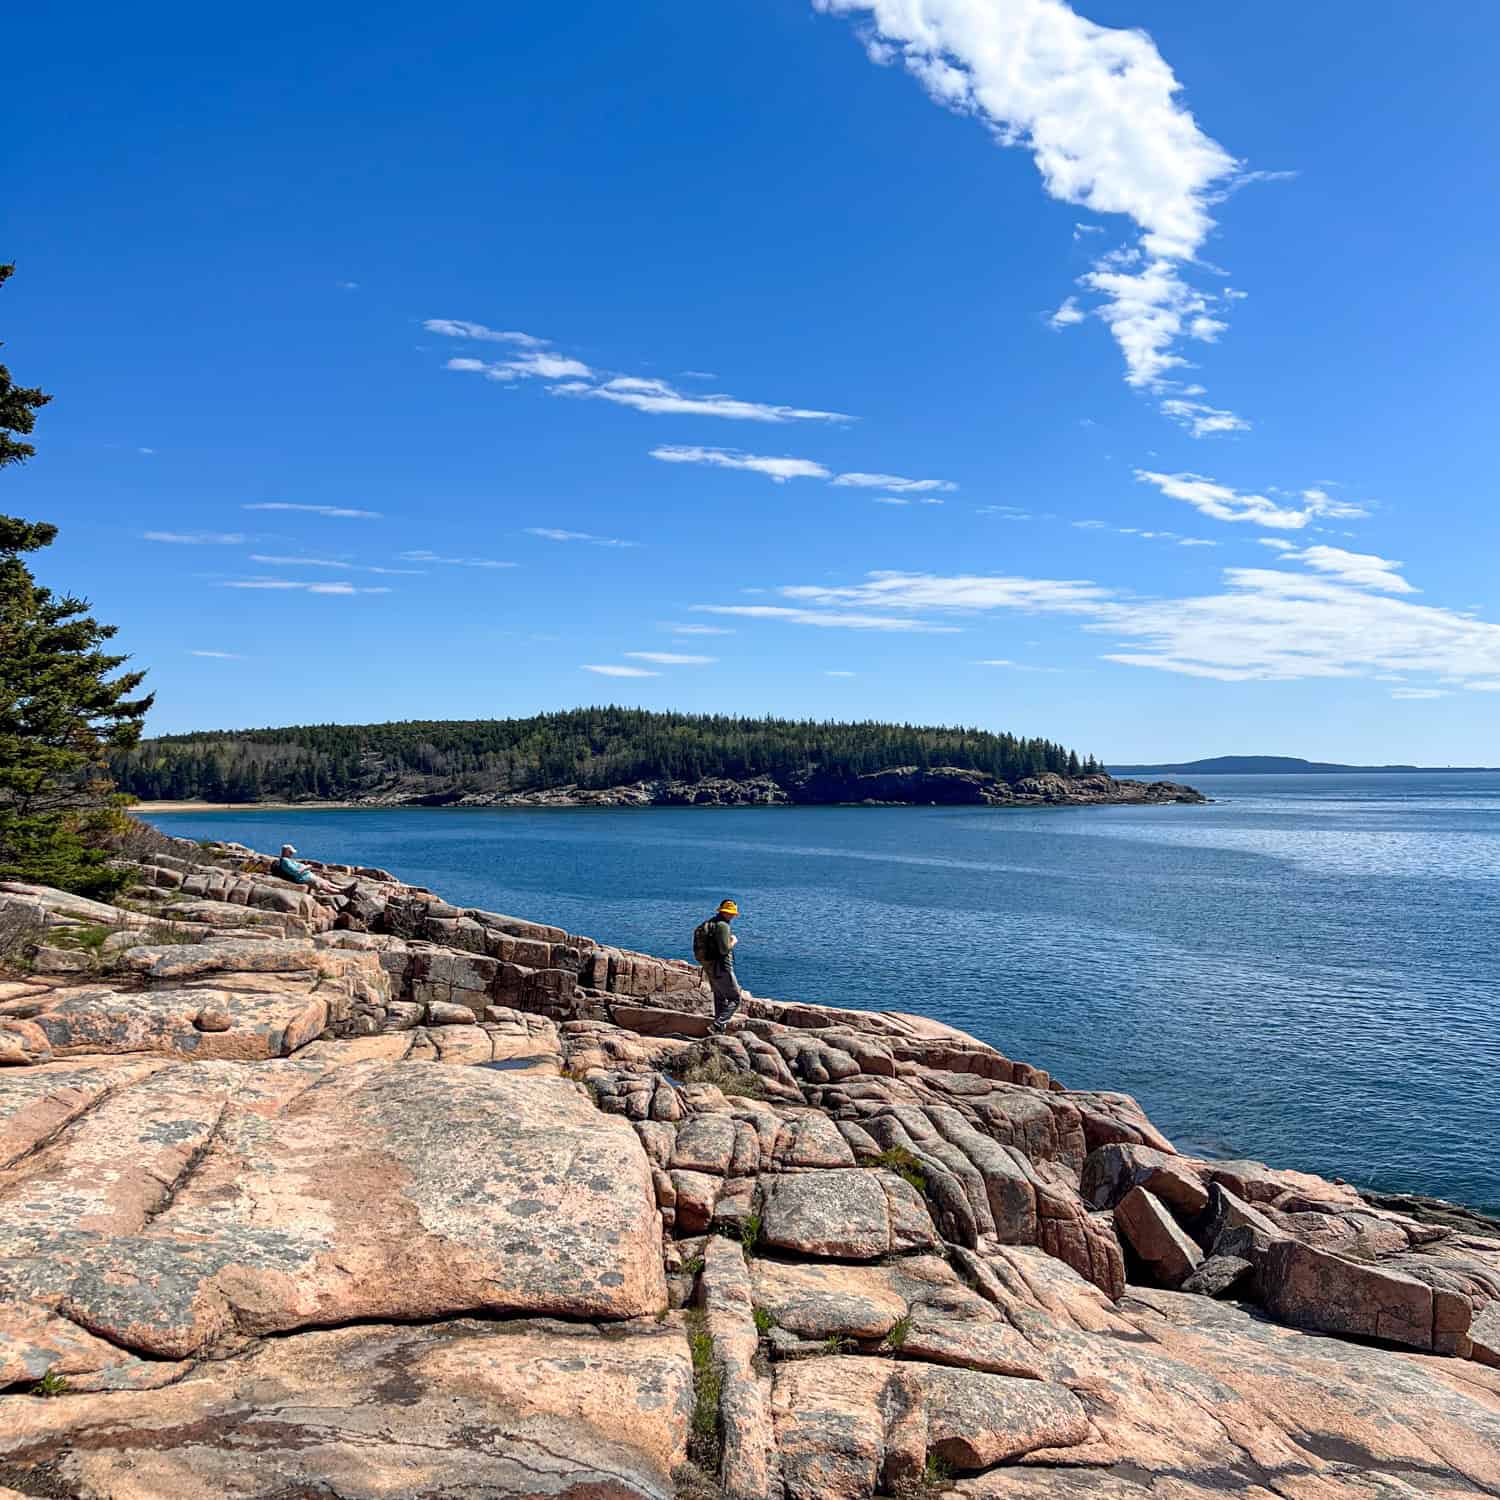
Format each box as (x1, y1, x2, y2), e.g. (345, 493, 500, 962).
(705, 962, 743, 1026)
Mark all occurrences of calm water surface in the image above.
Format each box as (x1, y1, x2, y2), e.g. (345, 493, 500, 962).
(151, 772, 1500, 1213)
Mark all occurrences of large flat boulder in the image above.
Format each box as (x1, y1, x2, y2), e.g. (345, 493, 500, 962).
(0, 1316, 692, 1499)
(771, 1356, 1089, 1499)
(0, 1060, 666, 1367)
(1260, 1238, 1465, 1352)
(759, 1168, 939, 1259)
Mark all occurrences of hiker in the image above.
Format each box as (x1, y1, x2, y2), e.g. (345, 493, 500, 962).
(269, 844, 353, 895)
(693, 898, 744, 1033)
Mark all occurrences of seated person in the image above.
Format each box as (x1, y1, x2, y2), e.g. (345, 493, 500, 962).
(270, 844, 354, 895)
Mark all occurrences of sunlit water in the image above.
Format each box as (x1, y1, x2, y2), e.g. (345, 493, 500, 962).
(150, 772, 1500, 1212)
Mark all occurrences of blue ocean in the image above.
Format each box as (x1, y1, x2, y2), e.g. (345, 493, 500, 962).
(149, 772, 1500, 1214)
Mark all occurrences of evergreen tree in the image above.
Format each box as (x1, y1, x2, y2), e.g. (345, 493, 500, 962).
(0, 269, 153, 895)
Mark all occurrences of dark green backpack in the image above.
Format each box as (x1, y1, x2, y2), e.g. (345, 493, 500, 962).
(692, 919, 717, 965)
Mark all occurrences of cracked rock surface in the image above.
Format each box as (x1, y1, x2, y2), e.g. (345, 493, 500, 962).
(1, 840, 1498, 1498)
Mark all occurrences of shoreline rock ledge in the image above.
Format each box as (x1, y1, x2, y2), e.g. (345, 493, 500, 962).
(0, 835, 1496, 1499)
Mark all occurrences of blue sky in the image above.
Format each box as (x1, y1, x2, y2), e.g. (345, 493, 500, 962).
(6, 0, 1498, 762)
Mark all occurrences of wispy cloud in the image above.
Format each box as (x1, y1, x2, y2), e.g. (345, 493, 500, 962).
(243, 503, 381, 519)
(432, 322, 847, 423)
(398, 550, 516, 569)
(700, 554, 1500, 689)
(250, 554, 425, 575)
(1159, 398, 1250, 439)
(974, 659, 1063, 673)
(1391, 687, 1448, 700)
(666, 623, 734, 636)
(624, 652, 716, 665)
(189, 650, 246, 659)
(525, 527, 641, 548)
(831, 472, 956, 494)
(824, 670, 857, 677)
(446, 351, 593, 381)
(582, 663, 660, 677)
(144, 531, 246, 545)
(1048, 297, 1086, 330)
(1283, 545, 1415, 594)
(423, 319, 546, 347)
(221, 579, 391, 595)
(650, 445, 832, 483)
(693, 604, 961, 633)
(555, 375, 849, 424)
(816, 0, 1252, 428)
(650, 447, 960, 492)
(1135, 470, 1369, 530)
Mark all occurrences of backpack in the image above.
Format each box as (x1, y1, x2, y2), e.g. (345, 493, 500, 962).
(692, 919, 718, 966)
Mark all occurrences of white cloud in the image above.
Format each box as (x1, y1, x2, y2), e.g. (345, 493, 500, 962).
(978, 505, 1031, 519)
(667, 623, 734, 636)
(832, 472, 956, 493)
(1159, 398, 1250, 438)
(781, 572, 1112, 616)
(1465, 682, 1500, 693)
(1135, 470, 1369, 530)
(1390, 687, 1448, 700)
(243, 503, 381, 519)
(1048, 297, 1085, 330)
(560, 375, 848, 424)
(1259, 538, 1295, 551)
(692, 604, 961, 633)
(249, 554, 425, 575)
(1288, 545, 1415, 595)
(432, 323, 846, 422)
(582, 664, 660, 677)
(221, 579, 391, 595)
(525, 527, 640, 548)
(814, 0, 1246, 421)
(825, 670, 857, 677)
(423, 319, 547, 347)
(337, 280, 359, 291)
(650, 445, 832, 483)
(189, 650, 245, 659)
(704, 556, 1500, 689)
(447, 351, 593, 381)
(138, 447, 156, 456)
(974, 658, 1062, 672)
(398, 550, 516, 569)
(624, 652, 717, 665)
(144, 531, 246, 545)
(1178, 538, 1218, 548)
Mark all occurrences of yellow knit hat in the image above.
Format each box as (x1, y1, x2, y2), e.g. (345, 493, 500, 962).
(717, 899, 739, 917)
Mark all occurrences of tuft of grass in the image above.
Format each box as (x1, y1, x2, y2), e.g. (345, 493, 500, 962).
(681, 1255, 705, 1276)
(924, 1454, 953, 1490)
(32, 1369, 70, 1397)
(821, 1334, 853, 1355)
(738, 1212, 761, 1255)
(885, 1312, 912, 1350)
(676, 1044, 766, 1100)
(47, 923, 114, 955)
(752, 1305, 774, 1336)
(684, 1308, 722, 1474)
(874, 1145, 928, 1196)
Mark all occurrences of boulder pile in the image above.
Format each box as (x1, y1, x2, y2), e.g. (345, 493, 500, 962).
(0, 834, 1496, 1499)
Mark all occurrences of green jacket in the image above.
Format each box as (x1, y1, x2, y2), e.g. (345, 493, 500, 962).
(696, 917, 735, 967)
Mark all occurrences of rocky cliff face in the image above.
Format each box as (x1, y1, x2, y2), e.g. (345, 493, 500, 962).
(0, 835, 1495, 1500)
(447, 767, 1205, 809)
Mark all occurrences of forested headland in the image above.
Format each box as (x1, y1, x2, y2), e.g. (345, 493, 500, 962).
(112, 708, 1104, 804)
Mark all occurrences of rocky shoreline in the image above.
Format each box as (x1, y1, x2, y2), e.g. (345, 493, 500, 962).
(316, 766, 1205, 810)
(0, 832, 1495, 1499)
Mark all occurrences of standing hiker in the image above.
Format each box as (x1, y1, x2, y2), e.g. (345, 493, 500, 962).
(693, 898, 744, 1033)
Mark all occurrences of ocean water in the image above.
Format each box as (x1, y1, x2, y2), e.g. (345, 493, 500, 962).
(149, 772, 1500, 1214)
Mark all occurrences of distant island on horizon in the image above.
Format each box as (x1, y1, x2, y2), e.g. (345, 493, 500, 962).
(1108, 754, 1500, 776)
(110, 707, 1205, 810)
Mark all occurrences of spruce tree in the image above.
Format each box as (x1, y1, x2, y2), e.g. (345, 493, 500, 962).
(0, 265, 153, 896)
